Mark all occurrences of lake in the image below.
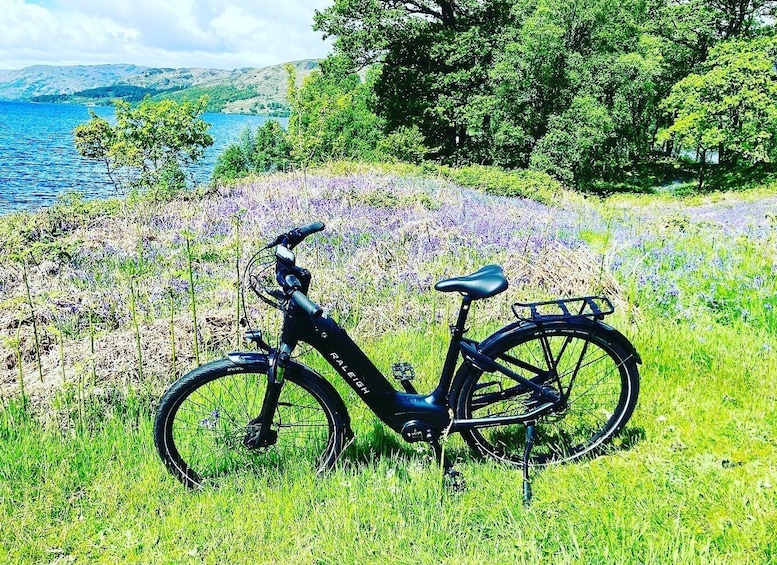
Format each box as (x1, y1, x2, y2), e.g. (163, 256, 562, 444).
(0, 100, 284, 214)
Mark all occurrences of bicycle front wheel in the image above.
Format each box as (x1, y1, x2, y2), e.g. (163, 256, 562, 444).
(154, 358, 349, 488)
(454, 322, 639, 466)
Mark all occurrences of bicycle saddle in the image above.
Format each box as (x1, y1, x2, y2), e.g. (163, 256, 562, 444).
(434, 264, 508, 299)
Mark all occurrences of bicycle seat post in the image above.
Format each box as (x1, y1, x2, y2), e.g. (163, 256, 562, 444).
(451, 296, 473, 339)
(433, 296, 473, 403)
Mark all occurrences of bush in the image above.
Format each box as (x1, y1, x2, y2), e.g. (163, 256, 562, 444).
(212, 145, 251, 182)
(73, 96, 213, 197)
(377, 126, 427, 164)
(435, 164, 562, 204)
(211, 120, 291, 184)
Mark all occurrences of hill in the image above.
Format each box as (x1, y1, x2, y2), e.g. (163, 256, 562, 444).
(0, 64, 148, 100)
(0, 60, 320, 115)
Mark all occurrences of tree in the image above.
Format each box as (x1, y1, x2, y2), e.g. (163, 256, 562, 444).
(660, 35, 777, 188)
(73, 113, 122, 191)
(252, 120, 292, 172)
(530, 95, 616, 187)
(211, 121, 291, 183)
(286, 59, 384, 167)
(314, 0, 777, 187)
(314, 1, 513, 164)
(73, 96, 213, 197)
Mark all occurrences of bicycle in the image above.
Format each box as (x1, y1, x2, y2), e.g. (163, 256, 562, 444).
(154, 222, 641, 502)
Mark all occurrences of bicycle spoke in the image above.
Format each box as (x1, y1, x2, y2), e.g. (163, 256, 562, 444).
(459, 325, 637, 466)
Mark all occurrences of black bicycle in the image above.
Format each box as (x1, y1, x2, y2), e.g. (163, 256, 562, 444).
(154, 222, 640, 501)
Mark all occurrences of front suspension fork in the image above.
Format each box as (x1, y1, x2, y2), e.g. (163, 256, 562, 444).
(244, 342, 293, 449)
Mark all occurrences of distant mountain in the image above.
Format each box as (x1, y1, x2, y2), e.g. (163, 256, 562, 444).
(0, 64, 148, 100)
(0, 60, 320, 115)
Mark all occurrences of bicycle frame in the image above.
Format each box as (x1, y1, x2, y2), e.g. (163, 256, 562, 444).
(261, 293, 564, 440)
(235, 227, 618, 449)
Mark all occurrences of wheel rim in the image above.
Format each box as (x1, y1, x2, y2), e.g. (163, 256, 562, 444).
(166, 372, 336, 485)
(464, 329, 633, 464)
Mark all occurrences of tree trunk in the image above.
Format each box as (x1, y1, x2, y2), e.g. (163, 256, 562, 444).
(698, 149, 707, 191)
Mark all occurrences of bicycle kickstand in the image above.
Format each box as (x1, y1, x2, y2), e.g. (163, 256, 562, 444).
(523, 420, 536, 506)
(430, 439, 465, 492)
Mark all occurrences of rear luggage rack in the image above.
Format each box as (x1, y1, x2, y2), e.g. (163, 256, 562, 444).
(512, 296, 614, 323)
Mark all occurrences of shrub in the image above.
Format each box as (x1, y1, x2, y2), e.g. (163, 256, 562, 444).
(211, 120, 291, 184)
(377, 126, 427, 164)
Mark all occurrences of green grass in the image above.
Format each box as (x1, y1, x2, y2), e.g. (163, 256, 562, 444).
(1, 315, 775, 563)
(1, 171, 776, 563)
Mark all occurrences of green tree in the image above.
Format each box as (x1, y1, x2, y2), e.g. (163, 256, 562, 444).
(314, 0, 776, 187)
(252, 120, 292, 171)
(660, 35, 777, 188)
(470, 0, 662, 175)
(377, 125, 428, 164)
(286, 59, 384, 167)
(211, 120, 291, 183)
(530, 95, 616, 187)
(315, 1, 512, 164)
(73, 113, 122, 191)
(73, 96, 213, 197)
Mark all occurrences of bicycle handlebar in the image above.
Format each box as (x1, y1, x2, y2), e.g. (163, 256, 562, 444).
(291, 290, 323, 318)
(265, 221, 325, 250)
(263, 222, 326, 318)
(283, 272, 324, 317)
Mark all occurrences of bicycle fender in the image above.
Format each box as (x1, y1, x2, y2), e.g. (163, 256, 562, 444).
(587, 320, 642, 364)
(476, 320, 642, 364)
(227, 351, 271, 370)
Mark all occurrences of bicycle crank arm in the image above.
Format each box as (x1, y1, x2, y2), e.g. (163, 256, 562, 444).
(450, 401, 556, 431)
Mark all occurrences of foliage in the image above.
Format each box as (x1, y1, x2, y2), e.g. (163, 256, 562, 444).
(286, 59, 385, 167)
(212, 59, 393, 183)
(377, 125, 428, 164)
(529, 96, 616, 188)
(251, 121, 292, 171)
(73, 97, 213, 197)
(211, 121, 292, 183)
(314, 0, 777, 188)
(660, 35, 777, 189)
(433, 163, 562, 204)
(315, 0, 512, 164)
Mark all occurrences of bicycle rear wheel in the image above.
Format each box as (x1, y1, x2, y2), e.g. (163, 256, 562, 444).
(454, 322, 639, 466)
(154, 358, 349, 488)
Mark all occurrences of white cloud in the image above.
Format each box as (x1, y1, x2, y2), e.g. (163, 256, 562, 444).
(0, 0, 333, 70)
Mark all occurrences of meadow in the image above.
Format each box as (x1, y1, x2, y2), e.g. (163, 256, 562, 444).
(1, 165, 776, 563)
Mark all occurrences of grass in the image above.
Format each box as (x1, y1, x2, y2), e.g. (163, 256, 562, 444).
(0, 166, 776, 563)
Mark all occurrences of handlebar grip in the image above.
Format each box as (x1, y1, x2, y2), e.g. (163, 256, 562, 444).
(296, 222, 325, 238)
(264, 222, 326, 250)
(291, 290, 323, 318)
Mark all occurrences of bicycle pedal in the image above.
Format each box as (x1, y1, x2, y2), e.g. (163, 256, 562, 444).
(392, 362, 416, 381)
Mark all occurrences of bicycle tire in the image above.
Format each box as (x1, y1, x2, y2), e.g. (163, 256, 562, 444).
(453, 321, 639, 466)
(154, 358, 349, 488)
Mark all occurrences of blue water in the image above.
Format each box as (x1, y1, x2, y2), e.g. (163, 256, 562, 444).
(0, 100, 284, 213)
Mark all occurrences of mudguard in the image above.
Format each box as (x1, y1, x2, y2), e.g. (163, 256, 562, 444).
(476, 319, 641, 364)
(227, 351, 271, 371)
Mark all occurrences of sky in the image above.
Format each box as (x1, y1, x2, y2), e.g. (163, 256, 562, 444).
(0, 0, 335, 70)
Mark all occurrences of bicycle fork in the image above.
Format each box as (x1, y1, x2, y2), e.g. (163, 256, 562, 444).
(243, 343, 293, 450)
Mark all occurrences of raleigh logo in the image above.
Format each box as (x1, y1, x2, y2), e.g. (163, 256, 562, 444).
(329, 352, 370, 395)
